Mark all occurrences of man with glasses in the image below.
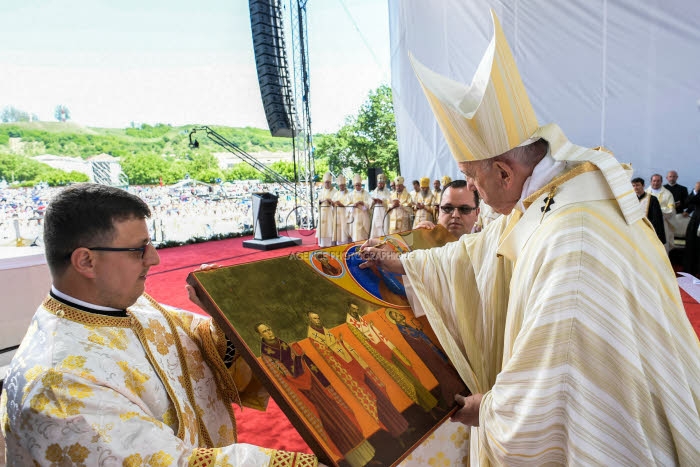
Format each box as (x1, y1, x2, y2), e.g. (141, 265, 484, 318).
(0, 183, 319, 466)
(415, 180, 479, 238)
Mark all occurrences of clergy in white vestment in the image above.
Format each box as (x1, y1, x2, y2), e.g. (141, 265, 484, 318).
(349, 174, 372, 242)
(361, 11, 699, 466)
(370, 173, 391, 238)
(388, 176, 413, 234)
(332, 174, 353, 245)
(647, 173, 676, 252)
(432, 175, 451, 210)
(317, 171, 337, 247)
(0, 183, 320, 467)
(412, 177, 435, 228)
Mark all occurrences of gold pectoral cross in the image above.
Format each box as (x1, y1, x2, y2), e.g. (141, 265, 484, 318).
(540, 186, 557, 223)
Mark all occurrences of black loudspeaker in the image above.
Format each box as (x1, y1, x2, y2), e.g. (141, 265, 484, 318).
(367, 167, 383, 191)
(252, 192, 279, 240)
(249, 0, 296, 138)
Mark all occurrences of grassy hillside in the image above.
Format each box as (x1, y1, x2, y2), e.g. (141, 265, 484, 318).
(0, 122, 306, 186)
(0, 122, 294, 159)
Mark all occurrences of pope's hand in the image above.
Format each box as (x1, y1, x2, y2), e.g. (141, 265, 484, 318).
(358, 238, 405, 274)
(451, 393, 483, 427)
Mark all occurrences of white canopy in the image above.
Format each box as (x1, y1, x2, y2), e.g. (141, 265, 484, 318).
(389, 0, 700, 187)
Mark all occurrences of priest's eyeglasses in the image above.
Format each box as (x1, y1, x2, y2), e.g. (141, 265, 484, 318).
(440, 205, 477, 215)
(82, 239, 152, 259)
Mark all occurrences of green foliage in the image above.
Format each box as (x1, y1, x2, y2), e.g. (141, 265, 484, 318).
(0, 122, 328, 186)
(224, 163, 263, 181)
(125, 123, 172, 138)
(266, 160, 297, 182)
(1, 106, 31, 123)
(314, 84, 399, 177)
(39, 169, 89, 186)
(0, 153, 89, 186)
(0, 153, 45, 181)
(54, 105, 71, 122)
(121, 153, 170, 185)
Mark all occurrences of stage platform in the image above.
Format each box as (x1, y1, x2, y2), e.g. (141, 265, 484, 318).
(242, 236, 302, 250)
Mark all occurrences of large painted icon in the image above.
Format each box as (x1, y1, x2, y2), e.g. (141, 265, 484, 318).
(187, 228, 468, 466)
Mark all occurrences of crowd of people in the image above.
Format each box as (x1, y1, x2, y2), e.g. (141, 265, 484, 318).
(0, 180, 303, 247)
(1, 9, 698, 467)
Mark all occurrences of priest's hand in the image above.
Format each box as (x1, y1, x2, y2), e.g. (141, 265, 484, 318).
(185, 263, 221, 311)
(414, 220, 436, 230)
(358, 238, 405, 274)
(451, 393, 483, 427)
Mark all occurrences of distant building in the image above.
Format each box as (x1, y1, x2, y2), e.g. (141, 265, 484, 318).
(87, 153, 128, 186)
(33, 154, 91, 178)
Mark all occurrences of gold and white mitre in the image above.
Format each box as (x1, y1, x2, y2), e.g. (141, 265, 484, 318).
(409, 10, 642, 225)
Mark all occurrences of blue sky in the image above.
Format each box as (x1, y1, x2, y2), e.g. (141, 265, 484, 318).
(0, 0, 390, 133)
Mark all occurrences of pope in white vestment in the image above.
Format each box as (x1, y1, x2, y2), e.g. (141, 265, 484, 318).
(394, 11, 699, 466)
(0, 293, 317, 466)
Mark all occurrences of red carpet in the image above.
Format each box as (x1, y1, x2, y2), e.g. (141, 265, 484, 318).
(145, 231, 317, 453)
(144, 233, 700, 454)
(680, 288, 700, 338)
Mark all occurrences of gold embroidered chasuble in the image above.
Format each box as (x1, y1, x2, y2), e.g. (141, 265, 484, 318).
(0, 294, 317, 467)
(389, 190, 413, 234)
(401, 131, 700, 465)
(412, 191, 435, 227)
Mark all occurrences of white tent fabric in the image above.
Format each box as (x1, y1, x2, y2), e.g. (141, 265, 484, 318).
(389, 0, 700, 188)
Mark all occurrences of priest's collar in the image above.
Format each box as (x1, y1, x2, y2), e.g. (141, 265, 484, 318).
(50, 285, 128, 317)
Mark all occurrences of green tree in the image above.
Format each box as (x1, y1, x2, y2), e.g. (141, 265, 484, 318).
(189, 152, 222, 183)
(54, 105, 71, 122)
(224, 163, 263, 181)
(0, 154, 44, 182)
(39, 168, 89, 186)
(266, 160, 297, 182)
(314, 84, 399, 177)
(121, 153, 169, 185)
(1, 106, 30, 123)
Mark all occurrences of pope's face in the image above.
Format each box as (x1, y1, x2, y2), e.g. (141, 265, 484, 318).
(458, 161, 515, 214)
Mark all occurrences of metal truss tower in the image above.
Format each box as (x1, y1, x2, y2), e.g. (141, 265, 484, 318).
(286, 0, 316, 227)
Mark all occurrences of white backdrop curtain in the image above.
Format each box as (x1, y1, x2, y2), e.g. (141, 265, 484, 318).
(389, 0, 700, 187)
